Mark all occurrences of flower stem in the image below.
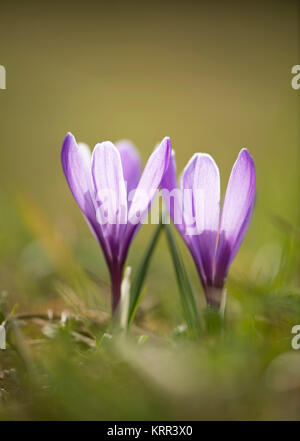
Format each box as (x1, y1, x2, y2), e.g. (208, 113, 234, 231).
(111, 264, 123, 315)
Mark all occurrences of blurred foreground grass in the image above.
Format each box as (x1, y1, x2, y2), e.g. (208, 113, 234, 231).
(0, 191, 300, 420)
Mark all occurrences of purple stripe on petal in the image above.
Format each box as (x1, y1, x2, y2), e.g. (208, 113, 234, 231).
(116, 140, 142, 197)
(161, 151, 183, 229)
(230, 196, 255, 261)
(212, 231, 231, 288)
(161, 150, 177, 193)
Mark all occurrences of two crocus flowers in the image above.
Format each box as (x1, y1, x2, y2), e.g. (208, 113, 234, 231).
(61, 133, 256, 315)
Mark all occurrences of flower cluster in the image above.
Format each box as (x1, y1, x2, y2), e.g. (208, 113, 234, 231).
(62, 133, 256, 313)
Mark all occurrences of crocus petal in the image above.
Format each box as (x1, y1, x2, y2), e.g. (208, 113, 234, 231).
(161, 151, 183, 228)
(180, 154, 198, 234)
(161, 150, 177, 193)
(61, 133, 112, 265)
(193, 154, 220, 235)
(115, 140, 141, 196)
(61, 133, 94, 218)
(230, 196, 255, 259)
(118, 137, 171, 266)
(179, 154, 207, 286)
(215, 148, 256, 286)
(128, 136, 171, 225)
(193, 154, 220, 285)
(91, 142, 128, 244)
(219, 148, 255, 255)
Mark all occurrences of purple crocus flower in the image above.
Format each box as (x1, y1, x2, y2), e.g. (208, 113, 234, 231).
(162, 149, 256, 309)
(61, 133, 171, 313)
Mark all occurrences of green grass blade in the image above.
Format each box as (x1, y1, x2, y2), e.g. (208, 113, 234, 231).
(128, 223, 163, 326)
(128, 285, 147, 327)
(164, 223, 200, 335)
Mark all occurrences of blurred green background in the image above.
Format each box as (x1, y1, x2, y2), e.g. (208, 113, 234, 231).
(0, 0, 300, 420)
